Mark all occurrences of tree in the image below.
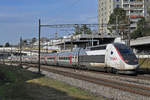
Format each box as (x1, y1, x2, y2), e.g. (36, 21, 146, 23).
(108, 8, 129, 34)
(74, 25, 92, 35)
(130, 17, 146, 39)
(74, 25, 81, 35)
(31, 37, 37, 43)
(80, 25, 92, 34)
(5, 42, 10, 47)
(22, 40, 28, 45)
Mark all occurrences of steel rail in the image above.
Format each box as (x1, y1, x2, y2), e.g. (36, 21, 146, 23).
(3, 62, 150, 97)
(26, 64, 150, 97)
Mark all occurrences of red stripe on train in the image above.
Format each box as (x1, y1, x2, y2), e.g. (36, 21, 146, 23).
(54, 55, 56, 64)
(114, 47, 124, 61)
(70, 54, 72, 64)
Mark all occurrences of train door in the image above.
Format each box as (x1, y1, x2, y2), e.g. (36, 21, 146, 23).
(74, 52, 78, 66)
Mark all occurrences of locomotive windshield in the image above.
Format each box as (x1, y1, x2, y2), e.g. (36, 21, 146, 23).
(114, 43, 138, 65)
(118, 48, 132, 54)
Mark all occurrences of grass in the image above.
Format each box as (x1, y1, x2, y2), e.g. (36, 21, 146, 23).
(27, 77, 106, 100)
(138, 58, 150, 68)
(0, 64, 42, 100)
(0, 64, 107, 100)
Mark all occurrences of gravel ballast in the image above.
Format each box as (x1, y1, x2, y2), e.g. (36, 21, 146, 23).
(26, 66, 150, 100)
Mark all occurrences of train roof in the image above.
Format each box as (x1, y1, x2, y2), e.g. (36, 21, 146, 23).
(40, 43, 128, 56)
(86, 44, 107, 51)
(113, 43, 130, 49)
(58, 51, 77, 56)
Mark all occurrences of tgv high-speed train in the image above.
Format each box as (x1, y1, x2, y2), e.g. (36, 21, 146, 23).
(10, 42, 139, 74)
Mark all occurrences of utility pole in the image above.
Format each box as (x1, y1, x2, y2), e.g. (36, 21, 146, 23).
(47, 42, 48, 53)
(102, 20, 104, 38)
(38, 19, 41, 74)
(11, 44, 12, 66)
(20, 36, 22, 67)
(92, 31, 94, 47)
(71, 36, 73, 52)
(127, 17, 131, 46)
(64, 40, 66, 51)
(30, 44, 32, 56)
(116, 15, 119, 36)
(3, 46, 5, 64)
(83, 25, 85, 35)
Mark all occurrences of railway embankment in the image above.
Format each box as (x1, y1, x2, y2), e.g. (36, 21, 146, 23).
(0, 64, 106, 100)
(23, 64, 150, 100)
(139, 58, 150, 68)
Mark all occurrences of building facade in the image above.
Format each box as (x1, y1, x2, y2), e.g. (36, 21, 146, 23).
(98, 0, 147, 34)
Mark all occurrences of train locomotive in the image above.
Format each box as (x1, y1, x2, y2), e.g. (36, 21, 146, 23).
(10, 42, 139, 74)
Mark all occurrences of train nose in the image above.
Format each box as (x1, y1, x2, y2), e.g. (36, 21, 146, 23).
(125, 64, 139, 70)
(124, 57, 138, 65)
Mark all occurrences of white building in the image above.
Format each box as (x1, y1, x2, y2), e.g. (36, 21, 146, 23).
(98, 0, 147, 34)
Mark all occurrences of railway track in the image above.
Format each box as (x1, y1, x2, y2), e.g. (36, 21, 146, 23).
(9, 63, 150, 97)
(3, 61, 150, 81)
(3, 62, 150, 85)
(2, 62, 150, 97)
(29, 64, 150, 97)
(137, 74, 150, 80)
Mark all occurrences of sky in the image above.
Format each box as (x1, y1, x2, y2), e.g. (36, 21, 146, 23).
(0, 0, 98, 45)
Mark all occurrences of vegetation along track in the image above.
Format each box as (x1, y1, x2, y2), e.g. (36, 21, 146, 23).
(12, 63, 150, 97)
(8, 62, 150, 81)
(5, 62, 150, 82)
(4, 62, 150, 97)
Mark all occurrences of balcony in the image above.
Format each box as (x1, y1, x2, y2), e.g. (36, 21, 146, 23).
(130, 2, 144, 5)
(123, 7, 130, 10)
(130, 12, 144, 15)
(130, 7, 144, 10)
(123, 2, 130, 4)
(130, 15, 144, 18)
(130, 18, 141, 22)
(130, 23, 137, 28)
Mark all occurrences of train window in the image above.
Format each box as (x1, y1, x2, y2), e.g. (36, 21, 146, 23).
(120, 49, 131, 54)
(90, 46, 106, 50)
(47, 57, 54, 60)
(59, 57, 61, 60)
(66, 57, 70, 60)
(111, 51, 113, 55)
(114, 43, 133, 54)
(59, 56, 66, 60)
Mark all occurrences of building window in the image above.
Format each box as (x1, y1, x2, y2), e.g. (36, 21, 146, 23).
(130, 0, 134, 2)
(116, 4, 120, 8)
(116, 0, 120, 1)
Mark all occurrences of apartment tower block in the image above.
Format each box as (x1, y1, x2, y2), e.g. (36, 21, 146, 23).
(98, 0, 147, 35)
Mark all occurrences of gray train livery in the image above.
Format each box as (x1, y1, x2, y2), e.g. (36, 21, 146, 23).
(10, 42, 139, 74)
